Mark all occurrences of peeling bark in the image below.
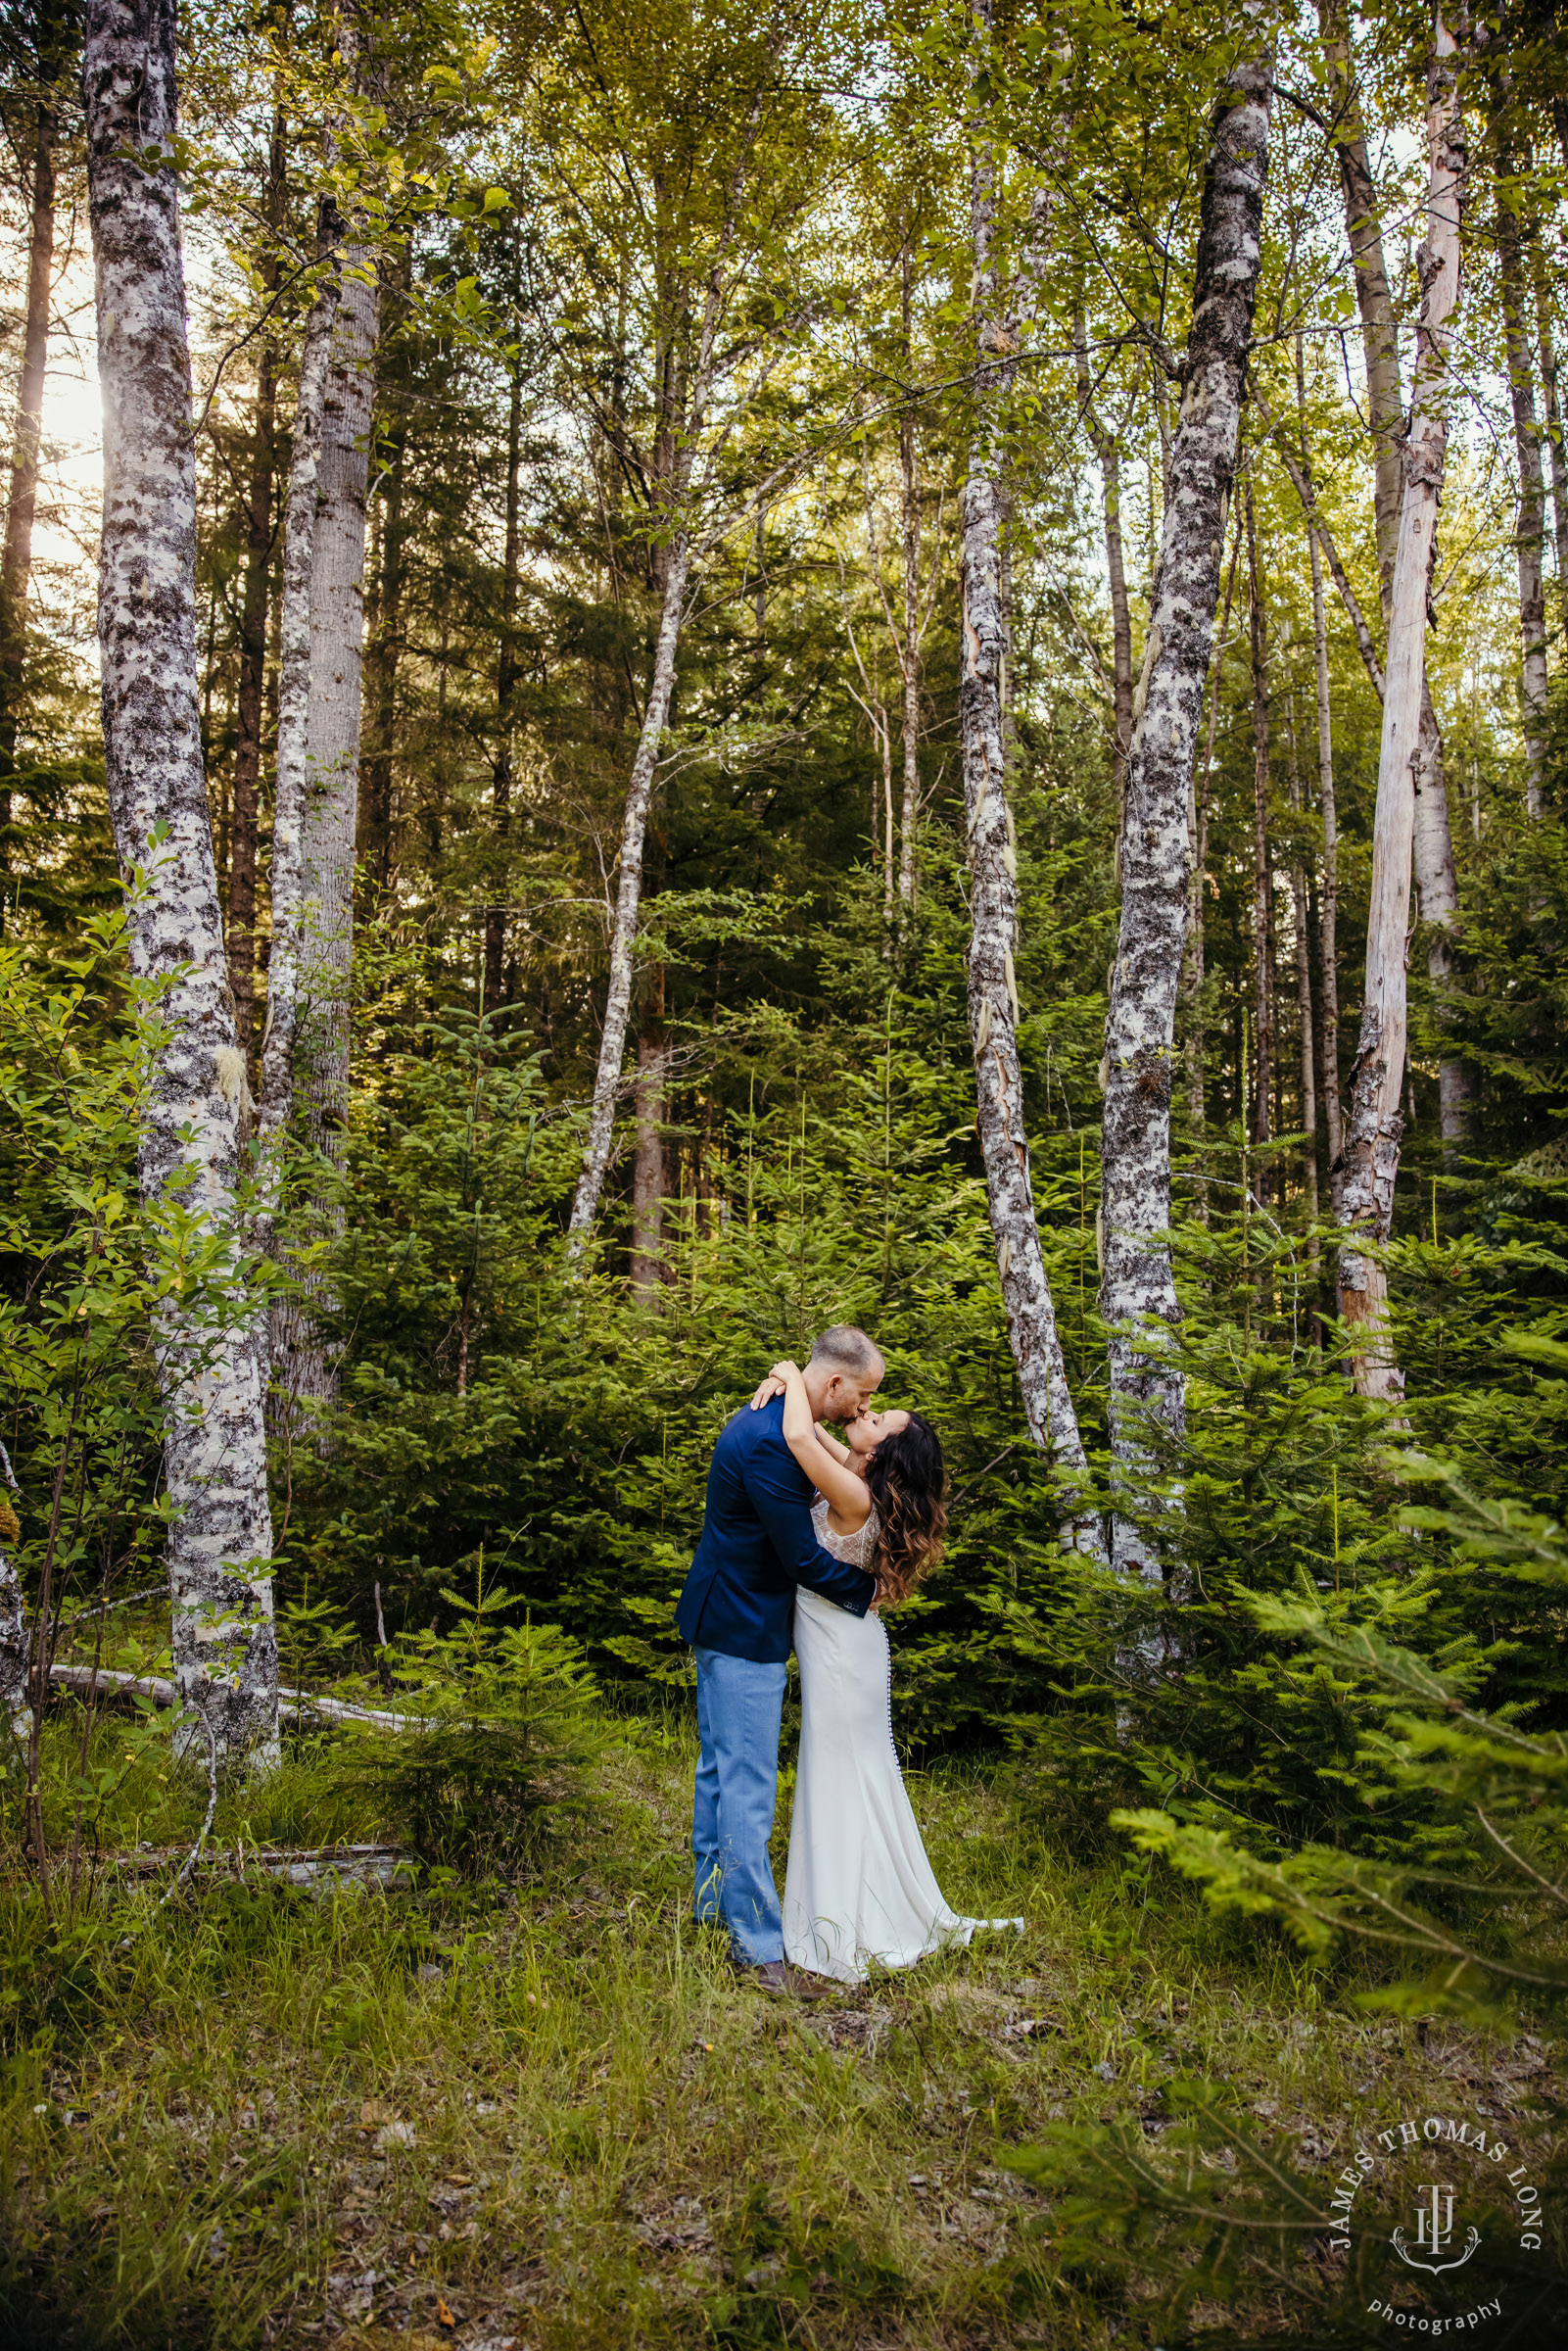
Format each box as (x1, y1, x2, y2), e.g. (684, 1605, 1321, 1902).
(1098, 23, 1273, 1588)
(1496, 143, 1550, 820)
(1317, 0, 1472, 1151)
(1338, 8, 1466, 1408)
(83, 0, 278, 1770)
(962, 0, 1102, 1555)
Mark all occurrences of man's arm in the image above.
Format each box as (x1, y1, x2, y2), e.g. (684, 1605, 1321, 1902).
(742, 1439, 876, 1617)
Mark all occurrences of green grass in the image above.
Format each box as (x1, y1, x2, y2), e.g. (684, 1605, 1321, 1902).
(0, 1703, 1561, 2349)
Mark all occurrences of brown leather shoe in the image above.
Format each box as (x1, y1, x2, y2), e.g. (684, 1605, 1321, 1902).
(735, 1958, 834, 2002)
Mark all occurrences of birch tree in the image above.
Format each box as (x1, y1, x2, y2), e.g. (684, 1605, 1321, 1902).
(277, 211, 381, 1417)
(957, 0, 1102, 1555)
(1317, 0, 1472, 1150)
(1337, 4, 1465, 1406)
(227, 90, 286, 1054)
(1244, 476, 1274, 1189)
(1297, 352, 1343, 1206)
(256, 266, 340, 1178)
(1097, 24, 1274, 1580)
(1495, 133, 1550, 820)
(82, 0, 278, 1769)
(564, 26, 798, 1246)
(1072, 306, 1135, 809)
(897, 234, 924, 911)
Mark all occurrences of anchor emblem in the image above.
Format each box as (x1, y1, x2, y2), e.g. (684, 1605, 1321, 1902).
(1391, 2184, 1480, 2276)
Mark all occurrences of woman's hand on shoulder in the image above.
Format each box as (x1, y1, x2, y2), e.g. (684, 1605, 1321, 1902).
(749, 1359, 802, 1412)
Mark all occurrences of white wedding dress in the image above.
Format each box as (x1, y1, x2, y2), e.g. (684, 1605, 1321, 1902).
(783, 1496, 1022, 1986)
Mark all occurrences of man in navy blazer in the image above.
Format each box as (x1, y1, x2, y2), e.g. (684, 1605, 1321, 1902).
(677, 1324, 883, 1995)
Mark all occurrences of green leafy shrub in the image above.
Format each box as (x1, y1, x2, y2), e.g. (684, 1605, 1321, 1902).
(353, 1556, 603, 1874)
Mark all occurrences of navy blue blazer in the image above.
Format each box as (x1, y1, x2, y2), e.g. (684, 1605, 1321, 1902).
(676, 1395, 876, 1662)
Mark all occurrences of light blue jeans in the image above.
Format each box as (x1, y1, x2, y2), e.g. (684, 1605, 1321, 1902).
(691, 1647, 787, 1965)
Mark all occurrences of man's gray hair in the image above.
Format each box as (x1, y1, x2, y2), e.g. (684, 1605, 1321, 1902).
(809, 1324, 883, 1378)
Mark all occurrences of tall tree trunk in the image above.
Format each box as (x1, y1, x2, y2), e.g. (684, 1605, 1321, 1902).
(1303, 437, 1343, 1208)
(1286, 699, 1320, 1245)
(360, 410, 403, 901)
(897, 238, 922, 912)
(1318, 0, 1472, 1151)
(227, 99, 286, 1060)
(1, 1456, 30, 1740)
(1533, 240, 1568, 636)
(569, 537, 691, 1244)
(1098, 24, 1273, 1589)
(1245, 478, 1273, 1193)
(1496, 140, 1550, 819)
(1338, 6, 1465, 1407)
(484, 332, 524, 1016)
(83, 0, 278, 1771)
(962, 0, 1102, 1554)
(566, 65, 772, 1247)
(1182, 512, 1240, 1133)
(280, 224, 380, 1421)
(630, 963, 667, 1297)
(0, 6, 61, 836)
(1073, 306, 1135, 809)
(256, 256, 339, 1176)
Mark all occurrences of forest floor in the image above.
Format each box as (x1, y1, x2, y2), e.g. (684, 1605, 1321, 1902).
(0, 1703, 1561, 2350)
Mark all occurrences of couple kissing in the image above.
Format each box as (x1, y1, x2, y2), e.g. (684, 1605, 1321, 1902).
(675, 1324, 1021, 1999)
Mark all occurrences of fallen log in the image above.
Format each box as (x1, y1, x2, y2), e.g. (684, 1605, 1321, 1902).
(106, 1841, 414, 1892)
(48, 1661, 421, 1733)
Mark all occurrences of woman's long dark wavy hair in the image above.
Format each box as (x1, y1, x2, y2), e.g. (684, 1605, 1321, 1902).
(863, 1414, 947, 1605)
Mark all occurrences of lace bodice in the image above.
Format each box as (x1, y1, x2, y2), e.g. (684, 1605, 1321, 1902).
(810, 1492, 879, 1569)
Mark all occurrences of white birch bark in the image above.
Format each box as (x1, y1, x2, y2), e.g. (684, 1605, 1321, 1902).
(1286, 704, 1320, 1238)
(0, 1458, 26, 1739)
(1098, 26, 1273, 1583)
(1303, 431, 1344, 1202)
(83, 0, 278, 1770)
(566, 69, 773, 1247)
(961, 1, 1101, 1555)
(897, 244, 922, 912)
(568, 533, 691, 1246)
(273, 234, 380, 1417)
(1181, 513, 1240, 1132)
(1536, 258, 1568, 636)
(1245, 477, 1274, 1183)
(256, 264, 340, 1165)
(1338, 8, 1465, 1406)
(1073, 308, 1135, 807)
(1496, 161, 1550, 820)
(1318, 0, 1472, 1149)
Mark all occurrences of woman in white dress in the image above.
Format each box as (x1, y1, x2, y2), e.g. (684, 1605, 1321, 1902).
(752, 1361, 1022, 1987)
